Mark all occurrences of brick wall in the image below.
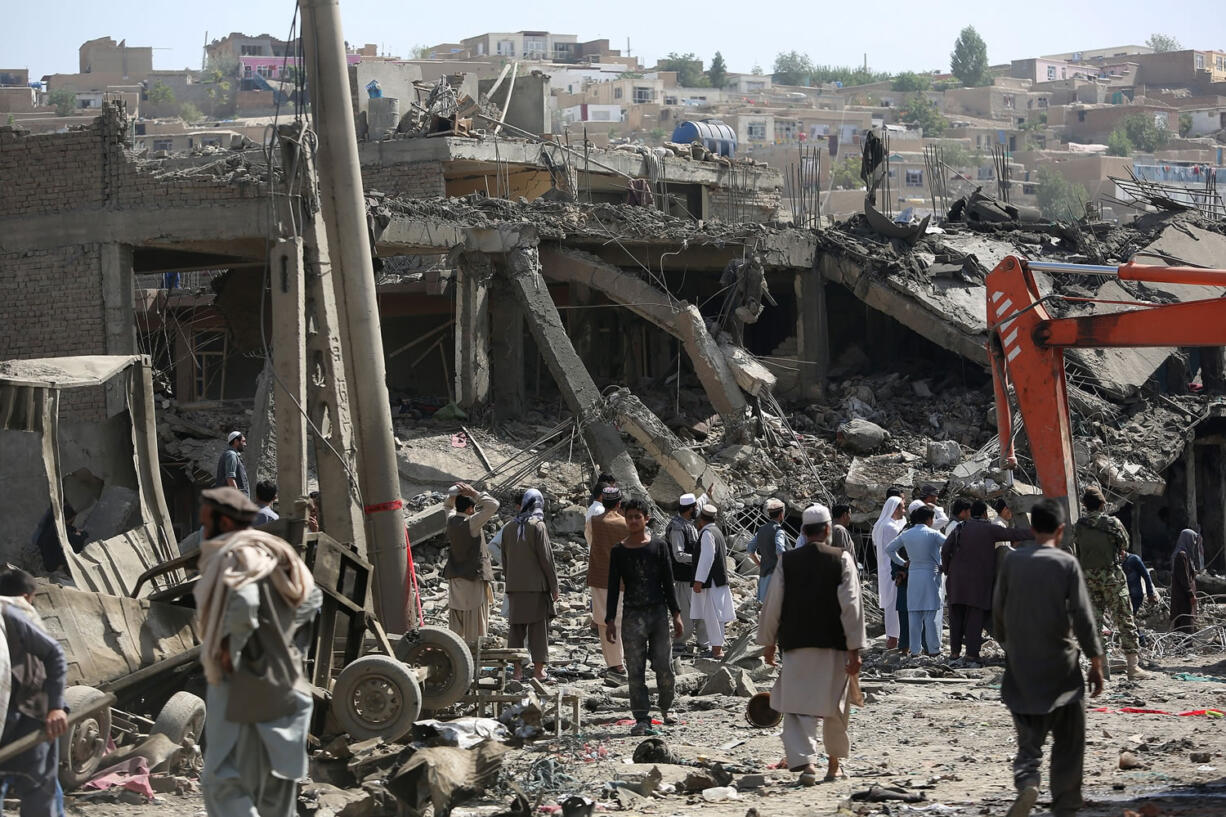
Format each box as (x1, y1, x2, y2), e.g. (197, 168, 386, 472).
(706, 185, 782, 223)
(0, 105, 266, 220)
(360, 160, 446, 199)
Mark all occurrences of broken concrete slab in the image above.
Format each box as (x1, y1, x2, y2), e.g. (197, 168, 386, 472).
(844, 454, 917, 510)
(539, 246, 757, 432)
(607, 388, 732, 507)
(926, 440, 963, 468)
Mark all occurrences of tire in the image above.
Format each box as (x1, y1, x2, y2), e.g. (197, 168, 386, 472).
(151, 691, 207, 747)
(331, 655, 421, 741)
(59, 685, 112, 791)
(394, 626, 474, 711)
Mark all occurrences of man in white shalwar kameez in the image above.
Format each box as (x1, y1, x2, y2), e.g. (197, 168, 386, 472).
(759, 503, 866, 783)
(872, 496, 906, 649)
(691, 504, 736, 658)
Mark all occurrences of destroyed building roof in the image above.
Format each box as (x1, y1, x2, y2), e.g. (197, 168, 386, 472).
(0, 354, 144, 388)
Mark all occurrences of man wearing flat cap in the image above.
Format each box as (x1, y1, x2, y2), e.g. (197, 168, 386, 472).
(195, 487, 322, 817)
(758, 503, 866, 783)
(748, 498, 790, 603)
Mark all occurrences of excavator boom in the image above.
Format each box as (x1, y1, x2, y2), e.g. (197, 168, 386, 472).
(986, 255, 1226, 522)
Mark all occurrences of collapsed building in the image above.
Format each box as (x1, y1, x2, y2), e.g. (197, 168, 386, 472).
(3, 101, 1225, 574)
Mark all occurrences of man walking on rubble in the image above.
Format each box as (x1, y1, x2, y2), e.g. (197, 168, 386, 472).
(667, 493, 709, 656)
(692, 504, 736, 659)
(445, 482, 500, 647)
(942, 500, 1033, 663)
(1074, 487, 1149, 680)
(500, 489, 558, 682)
(994, 498, 1103, 817)
(758, 504, 865, 784)
(195, 487, 322, 817)
(748, 498, 789, 603)
(588, 486, 628, 676)
(216, 430, 250, 497)
(606, 498, 684, 736)
(0, 568, 68, 817)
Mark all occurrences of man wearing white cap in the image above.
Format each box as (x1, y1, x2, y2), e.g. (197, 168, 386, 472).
(691, 504, 735, 658)
(215, 430, 249, 497)
(666, 493, 709, 655)
(758, 503, 866, 783)
(748, 498, 789, 603)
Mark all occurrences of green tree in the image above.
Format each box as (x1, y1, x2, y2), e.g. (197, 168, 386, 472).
(1179, 112, 1193, 137)
(900, 93, 948, 135)
(1106, 128, 1134, 156)
(1120, 113, 1169, 151)
(648, 127, 666, 143)
(950, 26, 991, 87)
(811, 64, 892, 86)
(179, 102, 203, 123)
(1036, 166, 1089, 221)
(1146, 33, 1182, 53)
(892, 71, 932, 92)
(658, 52, 709, 87)
(707, 51, 728, 89)
(147, 81, 176, 105)
(410, 44, 432, 59)
(773, 51, 814, 85)
(48, 88, 76, 116)
(935, 140, 974, 168)
(830, 154, 863, 189)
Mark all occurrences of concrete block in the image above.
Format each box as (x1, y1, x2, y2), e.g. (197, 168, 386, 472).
(837, 419, 889, 454)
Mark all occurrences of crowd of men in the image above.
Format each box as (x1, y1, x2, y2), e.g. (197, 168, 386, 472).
(0, 428, 1205, 817)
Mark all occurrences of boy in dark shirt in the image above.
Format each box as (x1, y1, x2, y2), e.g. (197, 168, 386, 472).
(605, 497, 683, 736)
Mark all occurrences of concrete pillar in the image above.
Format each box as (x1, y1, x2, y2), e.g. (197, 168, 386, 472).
(503, 244, 648, 500)
(246, 360, 276, 485)
(270, 238, 308, 509)
(490, 278, 525, 421)
(1184, 442, 1198, 532)
(1201, 347, 1226, 393)
(1196, 441, 1226, 571)
(302, 0, 410, 631)
(100, 243, 135, 415)
(455, 252, 491, 410)
(301, 214, 366, 556)
(795, 269, 829, 400)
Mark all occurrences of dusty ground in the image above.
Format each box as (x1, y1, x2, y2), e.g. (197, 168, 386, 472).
(53, 635, 1226, 817)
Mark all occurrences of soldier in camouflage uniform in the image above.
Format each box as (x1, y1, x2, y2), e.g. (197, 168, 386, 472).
(1073, 487, 1150, 681)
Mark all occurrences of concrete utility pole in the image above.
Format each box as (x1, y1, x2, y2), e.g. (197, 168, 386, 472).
(300, 0, 410, 632)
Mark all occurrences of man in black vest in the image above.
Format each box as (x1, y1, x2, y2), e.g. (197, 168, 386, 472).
(691, 504, 735, 659)
(758, 503, 866, 784)
(748, 498, 788, 603)
(666, 493, 708, 656)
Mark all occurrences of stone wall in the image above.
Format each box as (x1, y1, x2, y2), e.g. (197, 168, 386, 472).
(706, 185, 782, 224)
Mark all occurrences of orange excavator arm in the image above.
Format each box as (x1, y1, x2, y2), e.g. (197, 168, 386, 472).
(986, 256, 1226, 521)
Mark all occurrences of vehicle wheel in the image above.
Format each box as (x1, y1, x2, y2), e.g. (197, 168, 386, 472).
(331, 655, 421, 741)
(59, 685, 112, 791)
(394, 626, 474, 711)
(151, 691, 207, 747)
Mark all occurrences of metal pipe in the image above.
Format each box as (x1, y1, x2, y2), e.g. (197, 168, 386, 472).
(301, 0, 410, 632)
(1024, 261, 1121, 276)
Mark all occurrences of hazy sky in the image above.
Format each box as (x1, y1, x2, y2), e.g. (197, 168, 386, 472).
(5, 0, 1225, 78)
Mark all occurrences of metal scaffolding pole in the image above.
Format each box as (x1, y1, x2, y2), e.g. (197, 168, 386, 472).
(300, 0, 411, 632)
